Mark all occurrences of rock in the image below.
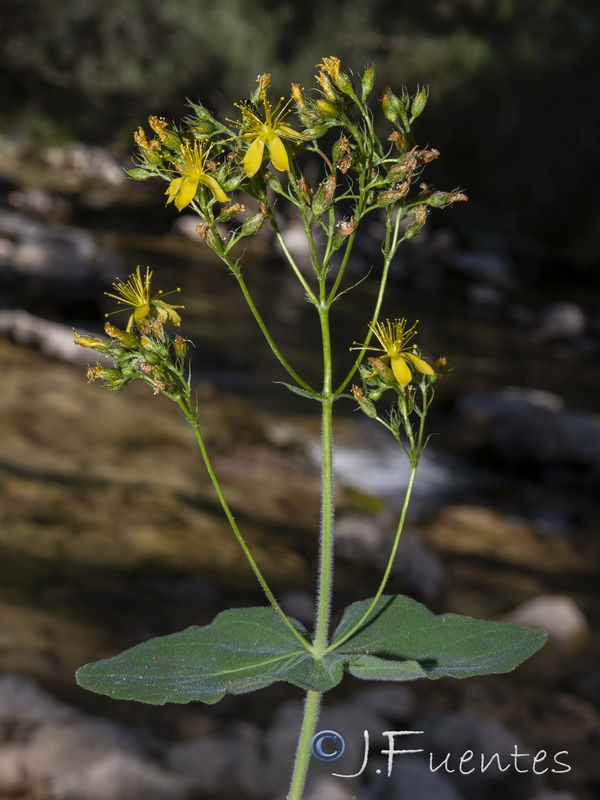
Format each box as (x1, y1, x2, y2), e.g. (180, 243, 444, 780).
(0, 675, 184, 800)
(505, 595, 588, 649)
(262, 699, 388, 797)
(0, 209, 119, 285)
(167, 722, 263, 796)
(334, 514, 444, 601)
(352, 685, 415, 722)
(7, 186, 71, 220)
(537, 302, 587, 342)
(458, 387, 600, 472)
(42, 142, 125, 186)
(368, 755, 465, 800)
(304, 775, 358, 800)
(566, 669, 600, 706)
(0, 309, 106, 363)
(448, 250, 515, 290)
(417, 712, 537, 800)
(280, 589, 315, 627)
(465, 281, 508, 309)
(0, 674, 74, 727)
(50, 752, 186, 800)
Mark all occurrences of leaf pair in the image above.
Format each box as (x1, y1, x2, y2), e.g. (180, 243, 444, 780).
(76, 595, 546, 705)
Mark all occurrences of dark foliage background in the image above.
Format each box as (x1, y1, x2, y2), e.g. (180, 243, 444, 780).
(1, 0, 599, 267)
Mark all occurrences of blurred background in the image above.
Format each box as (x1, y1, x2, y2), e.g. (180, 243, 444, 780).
(1, 1, 599, 799)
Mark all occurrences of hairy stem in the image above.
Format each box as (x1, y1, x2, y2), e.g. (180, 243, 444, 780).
(287, 690, 322, 800)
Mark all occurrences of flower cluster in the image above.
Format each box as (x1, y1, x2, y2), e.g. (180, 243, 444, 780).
(351, 319, 445, 465)
(127, 56, 466, 255)
(74, 268, 188, 398)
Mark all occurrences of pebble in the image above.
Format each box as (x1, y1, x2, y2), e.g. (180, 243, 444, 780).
(0, 309, 106, 364)
(505, 595, 588, 650)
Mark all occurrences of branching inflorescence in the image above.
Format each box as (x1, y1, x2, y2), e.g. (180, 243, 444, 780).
(74, 57, 545, 800)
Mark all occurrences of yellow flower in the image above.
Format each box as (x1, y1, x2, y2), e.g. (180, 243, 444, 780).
(236, 98, 303, 178)
(166, 141, 229, 210)
(355, 318, 434, 387)
(105, 267, 183, 331)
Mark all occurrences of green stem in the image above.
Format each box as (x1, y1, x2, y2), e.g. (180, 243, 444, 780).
(326, 466, 417, 652)
(313, 301, 335, 654)
(209, 241, 315, 394)
(230, 264, 315, 393)
(175, 394, 310, 649)
(287, 690, 322, 800)
(271, 218, 319, 306)
(335, 210, 405, 397)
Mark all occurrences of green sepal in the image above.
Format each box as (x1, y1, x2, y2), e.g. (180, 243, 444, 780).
(127, 167, 160, 180)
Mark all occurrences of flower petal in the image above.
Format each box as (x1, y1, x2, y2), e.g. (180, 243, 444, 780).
(404, 351, 434, 376)
(133, 303, 151, 321)
(165, 177, 184, 203)
(174, 177, 200, 210)
(391, 355, 413, 386)
(276, 122, 303, 141)
(201, 175, 230, 203)
(244, 137, 266, 177)
(267, 133, 290, 172)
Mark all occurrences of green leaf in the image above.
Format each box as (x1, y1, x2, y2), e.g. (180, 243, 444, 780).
(76, 607, 345, 705)
(274, 381, 321, 400)
(76, 597, 547, 706)
(331, 595, 547, 681)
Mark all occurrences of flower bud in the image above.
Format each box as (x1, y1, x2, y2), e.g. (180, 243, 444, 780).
(298, 177, 313, 204)
(312, 176, 336, 215)
(361, 65, 376, 99)
(388, 130, 409, 152)
(411, 86, 428, 118)
(316, 71, 336, 101)
(173, 335, 189, 357)
(219, 203, 247, 220)
(387, 152, 417, 181)
(405, 205, 429, 239)
(302, 124, 332, 140)
(416, 149, 440, 164)
(316, 99, 338, 118)
(253, 73, 271, 104)
(380, 87, 399, 124)
(241, 205, 268, 236)
(104, 322, 138, 348)
(375, 179, 411, 207)
(73, 331, 110, 352)
(291, 83, 306, 108)
(420, 190, 468, 208)
(351, 385, 378, 418)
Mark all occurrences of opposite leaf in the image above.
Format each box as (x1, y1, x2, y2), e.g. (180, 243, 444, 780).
(332, 595, 547, 681)
(76, 607, 345, 705)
